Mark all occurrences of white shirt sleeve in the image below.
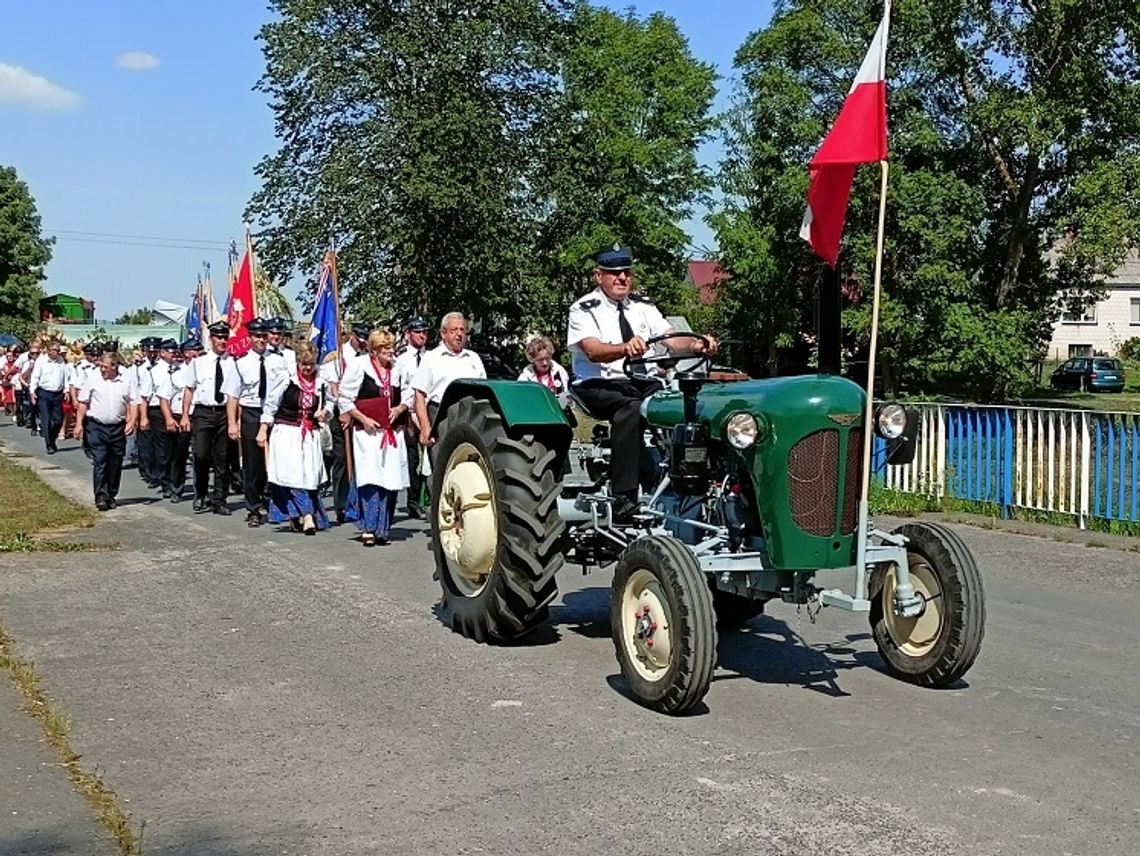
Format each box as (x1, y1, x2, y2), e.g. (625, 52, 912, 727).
(566, 301, 600, 347)
(470, 352, 486, 380)
(337, 358, 365, 412)
(260, 374, 290, 424)
(77, 373, 94, 404)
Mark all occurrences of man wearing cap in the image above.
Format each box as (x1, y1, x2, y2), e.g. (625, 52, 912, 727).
(265, 318, 298, 374)
(156, 338, 196, 502)
(143, 339, 181, 498)
(224, 319, 288, 525)
(74, 353, 141, 511)
(394, 316, 430, 518)
(413, 312, 486, 448)
(325, 321, 372, 524)
(180, 322, 239, 514)
(133, 337, 162, 486)
(567, 243, 717, 520)
(70, 342, 104, 459)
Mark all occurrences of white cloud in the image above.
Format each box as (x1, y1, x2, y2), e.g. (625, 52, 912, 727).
(116, 51, 160, 71)
(0, 63, 81, 109)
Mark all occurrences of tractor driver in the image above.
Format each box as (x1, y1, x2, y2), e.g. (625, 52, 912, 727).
(567, 243, 717, 521)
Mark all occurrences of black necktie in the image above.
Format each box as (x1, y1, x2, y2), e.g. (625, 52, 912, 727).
(617, 301, 635, 343)
(416, 350, 422, 367)
(214, 357, 224, 404)
(258, 353, 267, 400)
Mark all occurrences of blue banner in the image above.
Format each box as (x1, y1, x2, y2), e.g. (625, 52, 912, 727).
(309, 259, 338, 363)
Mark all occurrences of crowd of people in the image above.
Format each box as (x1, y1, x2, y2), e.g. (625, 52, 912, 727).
(1, 242, 717, 538)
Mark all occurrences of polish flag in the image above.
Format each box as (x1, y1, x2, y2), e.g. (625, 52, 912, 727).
(800, 1, 890, 268)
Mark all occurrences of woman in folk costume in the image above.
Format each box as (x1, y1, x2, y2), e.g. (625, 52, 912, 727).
(256, 342, 332, 535)
(1, 347, 18, 416)
(338, 329, 410, 546)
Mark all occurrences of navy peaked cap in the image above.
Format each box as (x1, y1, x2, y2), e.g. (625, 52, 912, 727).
(593, 242, 634, 270)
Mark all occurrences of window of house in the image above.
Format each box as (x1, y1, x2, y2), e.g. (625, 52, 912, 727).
(1131, 297, 1140, 325)
(1061, 303, 1097, 324)
(1069, 344, 1093, 358)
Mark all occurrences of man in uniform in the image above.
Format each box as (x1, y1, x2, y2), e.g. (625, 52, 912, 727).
(180, 322, 239, 514)
(71, 342, 104, 459)
(266, 317, 297, 374)
(327, 321, 372, 524)
(74, 352, 140, 511)
(135, 336, 164, 486)
(146, 339, 181, 498)
(413, 312, 486, 447)
(567, 243, 716, 520)
(156, 338, 194, 502)
(225, 319, 288, 526)
(394, 315, 430, 518)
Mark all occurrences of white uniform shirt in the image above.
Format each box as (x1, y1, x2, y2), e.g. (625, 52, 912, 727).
(271, 346, 298, 374)
(182, 351, 239, 408)
(127, 363, 154, 403)
(566, 288, 671, 380)
(518, 362, 570, 408)
(70, 359, 100, 393)
(224, 348, 289, 408)
(154, 362, 190, 416)
(393, 347, 426, 414)
(78, 371, 140, 424)
(29, 356, 69, 392)
(411, 344, 486, 405)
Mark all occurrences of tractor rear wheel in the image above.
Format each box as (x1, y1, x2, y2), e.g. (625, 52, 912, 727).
(611, 536, 717, 714)
(868, 522, 985, 687)
(431, 396, 565, 642)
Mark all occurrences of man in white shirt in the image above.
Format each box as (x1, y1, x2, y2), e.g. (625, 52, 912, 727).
(74, 353, 140, 511)
(566, 243, 716, 519)
(29, 341, 69, 454)
(394, 315, 430, 518)
(158, 338, 197, 502)
(70, 342, 104, 459)
(265, 317, 298, 374)
(16, 339, 41, 433)
(224, 319, 288, 525)
(413, 312, 486, 447)
(181, 322, 240, 514)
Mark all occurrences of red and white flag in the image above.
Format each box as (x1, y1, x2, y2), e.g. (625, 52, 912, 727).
(800, 1, 890, 268)
(227, 248, 255, 356)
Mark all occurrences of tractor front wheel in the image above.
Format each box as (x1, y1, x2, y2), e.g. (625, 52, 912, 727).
(611, 536, 717, 714)
(868, 522, 985, 687)
(431, 396, 565, 642)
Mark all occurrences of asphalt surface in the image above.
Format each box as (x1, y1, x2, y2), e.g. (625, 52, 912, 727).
(1, 419, 1138, 855)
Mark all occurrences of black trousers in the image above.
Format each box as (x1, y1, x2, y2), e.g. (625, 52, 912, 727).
(169, 422, 192, 494)
(35, 389, 63, 452)
(149, 406, 171, 489)
(329, 408, 349, 513)
(87, 420, 126, 503)
(572, 378, 662, 495)
(20, 388, 36, 430)
(137, 408, 156, 483)
(191, 406, 230, 505)
(240, 406, 267, 513)
(405, 424, 424, 509)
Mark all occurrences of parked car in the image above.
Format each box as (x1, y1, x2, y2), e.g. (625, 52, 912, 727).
(1049, 357, 1126, 392)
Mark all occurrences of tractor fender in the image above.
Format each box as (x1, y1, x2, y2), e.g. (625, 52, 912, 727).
(434, 379, 574, 471)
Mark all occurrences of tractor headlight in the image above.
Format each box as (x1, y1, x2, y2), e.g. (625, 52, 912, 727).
(726, 412, 759, 449)
(875, 403, 907, 439)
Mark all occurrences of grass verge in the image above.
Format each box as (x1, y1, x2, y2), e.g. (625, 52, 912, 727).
(0, 625, 144, 855)
(0, 454, 100, 553)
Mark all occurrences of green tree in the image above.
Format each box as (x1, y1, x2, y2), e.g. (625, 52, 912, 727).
(113, 306, 154, 325)
(716, 0, 1140, 400)
(0, 166, 53, 341)
(254, 262, 294, 322)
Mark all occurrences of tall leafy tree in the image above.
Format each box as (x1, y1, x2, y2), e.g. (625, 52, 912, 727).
(716, 0, 1140, 400)
(0, 166, 53, 339)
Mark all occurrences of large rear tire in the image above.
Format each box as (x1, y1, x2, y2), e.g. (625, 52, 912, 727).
(868, 522, 985, 687)
(431, 396, 565, 642)
(611, 536, 717, 714)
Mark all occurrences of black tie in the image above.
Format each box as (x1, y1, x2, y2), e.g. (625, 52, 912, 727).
(617, 301, 635, 343)
(258, 353, 267, 401)
(214, 357, 224, 404)
(416, 350, 422, 367)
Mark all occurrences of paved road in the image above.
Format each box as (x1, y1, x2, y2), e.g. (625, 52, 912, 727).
(1, 420, 1138, 855)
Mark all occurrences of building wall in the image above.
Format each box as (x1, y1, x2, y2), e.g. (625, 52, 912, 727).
(1046, 255, 1140, 360)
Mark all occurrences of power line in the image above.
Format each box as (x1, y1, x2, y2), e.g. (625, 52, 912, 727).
(47, 228, 231, 247)
(51, 235, 230, 253)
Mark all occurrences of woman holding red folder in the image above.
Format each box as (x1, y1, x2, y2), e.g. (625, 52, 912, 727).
(338, 330, 410, 546)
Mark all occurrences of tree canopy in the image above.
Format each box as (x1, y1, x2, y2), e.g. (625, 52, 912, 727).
(0, 166, 52, 341)
(113, 306, 154, 325)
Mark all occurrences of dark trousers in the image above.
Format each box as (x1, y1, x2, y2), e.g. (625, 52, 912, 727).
(191, 406, 230, 505)
(240, 406, 267, 513)
(14, 389, 28, 427)
(137, 409, 156, 483)
(169, 424, 192, 494)
(87, 420, 126, 503)
(405, 425, 424, 510)
(35, 389, 63, 452)
(572, 378, 661, 495)
(329, 409, 349, 513)
(149, 406, 171, 489)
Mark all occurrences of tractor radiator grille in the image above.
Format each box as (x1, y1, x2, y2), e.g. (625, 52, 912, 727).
(841, 429, 863, 534)
(788, 430, 839, 536)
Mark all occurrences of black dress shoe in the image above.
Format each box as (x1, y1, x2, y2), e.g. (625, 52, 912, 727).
(95, 499, 110, 511)
(162, 488, 173, 499)
(212, 504, 232, 516)
(170, 493, 183, 504)
(192, 497, 207, 512)
(334, 509, 346, 526)
(107, 498, 117, 509)
(405, 504, 423, 520)
(610, 494, 640, 523)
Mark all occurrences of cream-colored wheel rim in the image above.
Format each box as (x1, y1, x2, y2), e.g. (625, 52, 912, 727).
(619, 568, 674, 681)
(883, 555, 943, 657)
(438, 442, 496, 597)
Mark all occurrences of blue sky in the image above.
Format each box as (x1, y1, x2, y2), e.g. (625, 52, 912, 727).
(2, 1, 774, 321)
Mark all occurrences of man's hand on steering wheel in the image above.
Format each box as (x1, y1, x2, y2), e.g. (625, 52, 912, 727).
(622, 336, 649, 358)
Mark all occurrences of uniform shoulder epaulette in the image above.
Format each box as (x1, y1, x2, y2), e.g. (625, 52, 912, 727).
(629, 294, 655, 305)
(578, 298, 601, 310)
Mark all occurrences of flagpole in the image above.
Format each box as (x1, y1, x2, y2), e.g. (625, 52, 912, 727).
(327, 246, 354, 486)
(244, 222, 257, 319)
(854, 159, 890, 595)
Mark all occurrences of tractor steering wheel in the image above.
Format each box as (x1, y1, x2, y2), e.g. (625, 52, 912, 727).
(623, 331, 713, 380)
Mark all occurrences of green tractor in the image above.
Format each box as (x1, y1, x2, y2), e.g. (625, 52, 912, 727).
(428, 334, 985, 714)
